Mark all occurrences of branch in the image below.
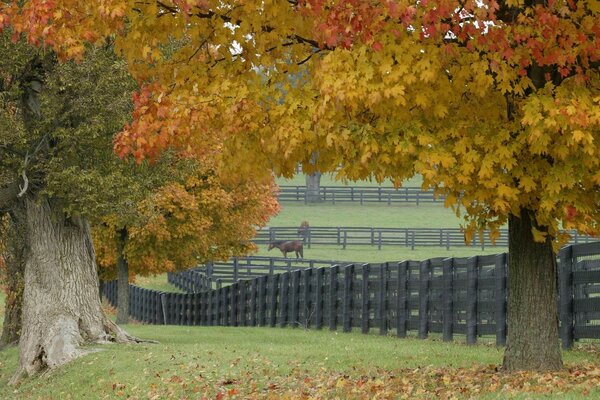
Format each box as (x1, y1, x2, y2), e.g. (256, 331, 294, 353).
(17, 156, 28, 198)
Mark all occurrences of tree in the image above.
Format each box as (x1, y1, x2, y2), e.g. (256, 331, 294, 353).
(93, 162, 280, 322)
(0, 35, 149, 382)
(4, 0, 598, 372)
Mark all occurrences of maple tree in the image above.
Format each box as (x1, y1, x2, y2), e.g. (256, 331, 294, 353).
(3, 0, 599, 373)
(93, 161, 279, 318)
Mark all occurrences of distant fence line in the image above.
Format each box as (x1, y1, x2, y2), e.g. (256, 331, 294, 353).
(103, 242, 600, 348)
(278, 185, 442, 204)
(255, 226, 596, 250)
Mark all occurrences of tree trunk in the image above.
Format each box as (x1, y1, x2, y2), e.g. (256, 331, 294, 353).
(305, 172, 322, 203)
(0, 206, 27, 349)
(116, 228, 129, 325)
(502, 208, 562, 372)
(10, 197, 140, 384)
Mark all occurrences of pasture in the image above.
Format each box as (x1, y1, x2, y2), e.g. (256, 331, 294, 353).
(1, 321, 600, 399)
(2, 177, 598, 399)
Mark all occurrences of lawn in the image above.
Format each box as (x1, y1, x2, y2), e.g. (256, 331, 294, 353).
(0, 323, 599, 399)
(268, 203, 467, 228)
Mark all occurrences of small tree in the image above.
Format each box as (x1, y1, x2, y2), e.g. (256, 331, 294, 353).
(93, 164, 280, 317)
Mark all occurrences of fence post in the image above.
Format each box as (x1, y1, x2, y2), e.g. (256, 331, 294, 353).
(258, 276, 267, 326)
(378, 263, 388, 335)
(342, 264, 354, 333)
(343, 230, 347, 250)
(559, 245, 574, 349)
(329, 265, 339, 331)
(315, 267, 325, 329)
(302, 268, 312, 328)
(222, 286, 229, 326)
(280, 272, 290, 328)
(268, 274, 277, 327)
(238, 280, 246, 327)
(159, 292, 167, 325)
(411, 232, 415, 250)
(250, 278, 257, 326)
(207, 288, 213, 326)
(397, 261, 408, 338)
(466, 256, 479, 345)
(230, 283, 238, 327)
(418, 260, 431, 339)
(291, 269, 301, 328)
(361, 264, 370, 335)
(233, 258, 239, 282)
(494, 253, 507, 346)
(378, 231, 382, 250)
(442, 258, 454, 342)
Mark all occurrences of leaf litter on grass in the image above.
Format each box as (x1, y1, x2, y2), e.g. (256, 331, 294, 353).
(107, 357, 600, 400)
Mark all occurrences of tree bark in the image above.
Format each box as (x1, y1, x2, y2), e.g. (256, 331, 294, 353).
(502, 208, 562, 372)
(116, 228, 129, 325)
(0, 206, 27, 349)
(305, 173, 322, 203)
(10, 197, 140, 384)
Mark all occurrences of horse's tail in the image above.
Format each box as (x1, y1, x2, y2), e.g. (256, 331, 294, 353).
(299, 244, 304, 258)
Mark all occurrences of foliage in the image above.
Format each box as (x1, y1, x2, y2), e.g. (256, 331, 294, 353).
(0, 325, 599, 399)
(94, 165, 280, 278)
(5, 0, 597, 244)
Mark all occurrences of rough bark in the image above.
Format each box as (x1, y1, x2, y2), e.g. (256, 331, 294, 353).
(0, 205, 27, 349)
(502, 208, 562, 372)
(116, 228, 129, 325)
(305, 173, 322, 203)
(10, 197, 141, 384)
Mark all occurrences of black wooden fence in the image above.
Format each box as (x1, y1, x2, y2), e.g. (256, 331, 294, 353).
(103, 242, 600, 348)
(254, 226, 596, 250)
(258, 226, 501, 249)
(278, 185, 443, 204)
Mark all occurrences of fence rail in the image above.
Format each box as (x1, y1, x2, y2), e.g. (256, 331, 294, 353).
(278, 185, 443, 204)
(255, 226, 596, 250)
(103, 242, 600, 348)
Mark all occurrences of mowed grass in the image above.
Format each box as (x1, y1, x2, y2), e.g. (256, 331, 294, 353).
(0, 323, 599, 399)
(269, 203, 466, 228)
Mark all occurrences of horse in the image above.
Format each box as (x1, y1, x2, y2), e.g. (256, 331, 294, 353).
(268, 240, 304, 259)
(298, 220, 310, 243)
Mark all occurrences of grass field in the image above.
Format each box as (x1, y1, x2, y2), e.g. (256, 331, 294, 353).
(2, 175, 595, 399)
(0, 322, 599, 399)
(1, 287, 599, 399)
(268, 203, 466, 228)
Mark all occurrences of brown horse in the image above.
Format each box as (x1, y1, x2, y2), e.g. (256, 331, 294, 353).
(268, 240, 304, 258)
(298, 220, 309, 242)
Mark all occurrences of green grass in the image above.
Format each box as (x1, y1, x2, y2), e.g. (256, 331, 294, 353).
(0, 325, 598, 399)
(270, 203, 466, 228)
(254, 244, 506, 263)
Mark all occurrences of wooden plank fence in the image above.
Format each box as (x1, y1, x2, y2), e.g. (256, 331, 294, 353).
(255, 226, 596, 250)
(103, 242, 600, 347)
(278, 185, 444, 205)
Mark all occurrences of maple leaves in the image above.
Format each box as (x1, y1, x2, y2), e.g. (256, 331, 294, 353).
(94, 165, 280, 279)
(1, 1, 125, 60)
